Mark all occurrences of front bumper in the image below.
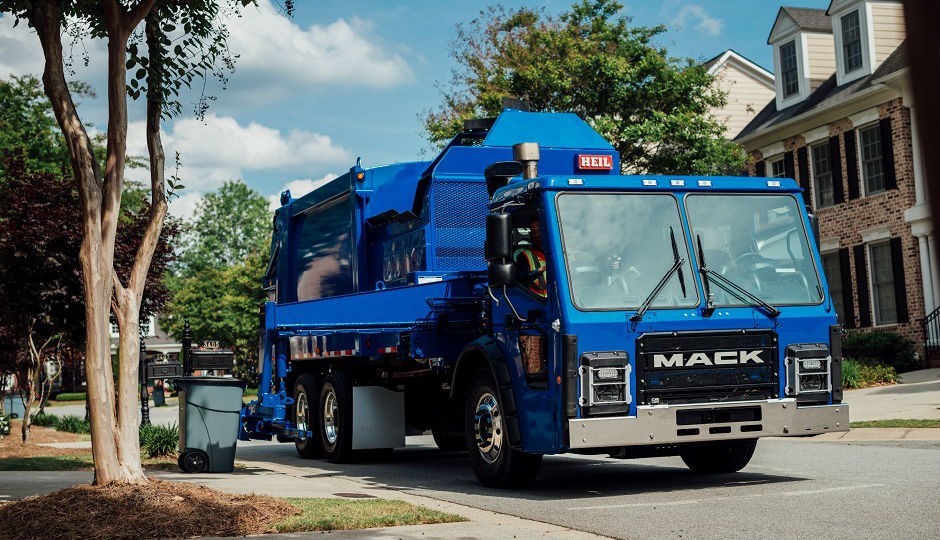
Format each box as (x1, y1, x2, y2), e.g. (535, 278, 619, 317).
(567, 399, 848, 449)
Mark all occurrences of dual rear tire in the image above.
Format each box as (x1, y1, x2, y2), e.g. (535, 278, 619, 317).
(292, 371, 355, 463)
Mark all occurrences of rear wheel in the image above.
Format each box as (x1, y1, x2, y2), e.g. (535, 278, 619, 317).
(293, 373, 323, 459)
(319, 371, 353, 462)
(465, 369, 541, 488)
(679, 439, 758, 474)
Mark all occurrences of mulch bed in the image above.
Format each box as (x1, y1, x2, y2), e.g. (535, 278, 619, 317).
(0, 479, 299, 540)
(0, 422, 87, 460)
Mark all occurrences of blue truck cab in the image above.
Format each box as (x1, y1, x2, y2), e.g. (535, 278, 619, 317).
(240, 109, 848, 487)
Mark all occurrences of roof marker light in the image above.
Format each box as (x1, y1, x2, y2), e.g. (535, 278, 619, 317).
(697, 180, 712, 187)
(670, 179, 685, 186)
(568, 178, 584, 185)
(767, 180, 781, 187)
(642, 179, 657, 186)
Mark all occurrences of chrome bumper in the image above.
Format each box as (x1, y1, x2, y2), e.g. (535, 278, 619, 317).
(567, 399, 848, 449)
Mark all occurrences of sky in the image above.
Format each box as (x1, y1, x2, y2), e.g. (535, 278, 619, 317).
(0, 0, 829, 220)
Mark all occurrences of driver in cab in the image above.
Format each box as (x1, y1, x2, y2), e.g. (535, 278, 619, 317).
(515, 216, 547, 298)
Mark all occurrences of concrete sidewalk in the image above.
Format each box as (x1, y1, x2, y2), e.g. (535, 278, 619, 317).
(843, 368, 940, 421)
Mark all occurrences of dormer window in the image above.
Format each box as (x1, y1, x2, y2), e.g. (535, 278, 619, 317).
(780, 41, 799, 97)
(841, 11, 863, 73)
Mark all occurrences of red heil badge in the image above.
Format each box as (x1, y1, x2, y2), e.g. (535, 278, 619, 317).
(577, 154, 613, 170)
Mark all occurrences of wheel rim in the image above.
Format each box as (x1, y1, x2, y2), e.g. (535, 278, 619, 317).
(295, 391, 309, 438)
(473, 392, 503, 464)
(323, 385, 338, 445)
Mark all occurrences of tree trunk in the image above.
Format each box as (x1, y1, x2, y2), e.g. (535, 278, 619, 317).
(28, 0, 155, 485)
(21, 330, 55, 443)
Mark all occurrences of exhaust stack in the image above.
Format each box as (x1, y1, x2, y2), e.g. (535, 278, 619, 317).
(513, 142, 540, 180)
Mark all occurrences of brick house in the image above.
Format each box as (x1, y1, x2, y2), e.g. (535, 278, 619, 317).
(735, 1, 938, 366)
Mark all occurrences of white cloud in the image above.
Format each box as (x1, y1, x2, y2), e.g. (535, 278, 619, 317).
(227, 1, 413, 93)
(267, 175, 337, 211)
(126, 114, 350, 192)
(672, 5, 723, 37)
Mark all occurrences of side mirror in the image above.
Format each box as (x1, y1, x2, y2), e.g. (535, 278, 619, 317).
(806, 206, 820, 251)
(485, 161, 524, 198)
(488, 261, 516, 288)
(485, 212, 512, 260)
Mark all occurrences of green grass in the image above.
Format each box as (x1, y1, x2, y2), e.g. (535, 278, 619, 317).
(851, 419, 940, 429)
(53, 392, 87, 401)
(0, 455, 94, 471)
(274, 498, 465, 533)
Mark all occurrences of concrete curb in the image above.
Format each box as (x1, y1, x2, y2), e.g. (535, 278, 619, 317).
(811, 427, 940, 441)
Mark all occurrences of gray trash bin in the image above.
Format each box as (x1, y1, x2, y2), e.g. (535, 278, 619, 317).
(174, 376, 245, 473)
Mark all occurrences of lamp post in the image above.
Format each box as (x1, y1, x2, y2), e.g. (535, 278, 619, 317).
(139, 339, 150, 427)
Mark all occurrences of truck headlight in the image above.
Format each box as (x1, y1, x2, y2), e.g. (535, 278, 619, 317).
(785, 344, 831, 401)
(578, 351, 631, 416)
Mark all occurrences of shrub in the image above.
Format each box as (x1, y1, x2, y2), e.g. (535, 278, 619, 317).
(56, 415, 90, 434)
(139, 423, 178, 458)
(842, 358, 899, 389)
(843, 331, 921, 373)
(0, 415, 9, 437)
(31, 413, 60, 428)
(54, 392, 87, 401)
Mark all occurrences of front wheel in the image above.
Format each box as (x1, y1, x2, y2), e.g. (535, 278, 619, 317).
(679, 439, 758, 474)
(465, 369, 541, 488)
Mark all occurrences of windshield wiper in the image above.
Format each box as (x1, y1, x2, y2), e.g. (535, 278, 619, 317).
(695, 234, 781, 319)
(630, 227, 686, 322)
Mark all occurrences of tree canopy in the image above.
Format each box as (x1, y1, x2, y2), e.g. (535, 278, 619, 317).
(178, 180, 271, 273)
(164, 179, 269, 382)
(424, 0, 746, 175)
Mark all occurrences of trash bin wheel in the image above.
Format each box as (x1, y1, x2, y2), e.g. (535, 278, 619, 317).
(179, 450, 209, 473)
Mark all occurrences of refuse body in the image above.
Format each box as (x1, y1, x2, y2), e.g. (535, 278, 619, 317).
(174, 376, 246, 473)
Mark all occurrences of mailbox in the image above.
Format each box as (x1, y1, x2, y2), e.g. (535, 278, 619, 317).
(146, 362, 183, 380)
(190, 349, 235, 371)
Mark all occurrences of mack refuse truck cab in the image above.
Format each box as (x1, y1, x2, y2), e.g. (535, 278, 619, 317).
(240, 109, 849, 487)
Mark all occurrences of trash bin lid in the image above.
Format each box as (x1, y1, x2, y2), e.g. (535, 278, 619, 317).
(171, 376, 246, 389)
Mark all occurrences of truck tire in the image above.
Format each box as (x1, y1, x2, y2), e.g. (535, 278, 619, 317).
(465, 368, 541, 488)
(293, 373, 323, 459)
(319, 371, 353, 463)
(679, 439, 758, 474)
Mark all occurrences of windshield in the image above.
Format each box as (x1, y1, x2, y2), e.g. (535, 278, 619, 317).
(685, 194, 823, 306)
(557, 193, 698, 310)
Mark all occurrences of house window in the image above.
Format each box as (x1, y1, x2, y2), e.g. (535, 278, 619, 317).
(780, 41, 799, 98)
(841, 11, 863, 73)
(821, 252, 845, 323)
(811, 142, 834, 207)
(868, 241, 897, 325)
(770, 158, 786, 178)
(859, 124, 885, 194)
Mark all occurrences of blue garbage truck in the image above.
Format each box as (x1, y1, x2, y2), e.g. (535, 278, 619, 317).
(239, 109, 849, 487)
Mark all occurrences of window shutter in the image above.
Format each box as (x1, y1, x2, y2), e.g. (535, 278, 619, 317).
(854, 245, 872, 327)
(797, 146, 811, 209)
(784, 151, 795, 179)
(889, 237, 909, 323)
(880, 117, 897, 190)
(755, 160, 766, 177)
(829, 136, 845, 204)
(845, 131, 860, 199)
(839, 248, 856, 328)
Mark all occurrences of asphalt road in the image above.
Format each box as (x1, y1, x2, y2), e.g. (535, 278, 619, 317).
(235, 435, 940, 540)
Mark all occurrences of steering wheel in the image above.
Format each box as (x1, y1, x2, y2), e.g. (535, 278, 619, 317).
(733, 252, 778, 291)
